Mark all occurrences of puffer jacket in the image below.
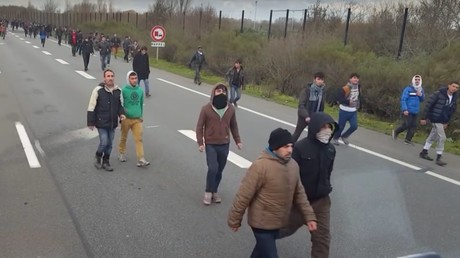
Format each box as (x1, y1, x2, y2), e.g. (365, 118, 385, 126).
(400, 85, 424, 114)
(228, 150, 316, 230)
(422, 87, 458, 124)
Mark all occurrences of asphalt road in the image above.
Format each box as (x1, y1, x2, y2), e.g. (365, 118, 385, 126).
(1, 30, 460, 258)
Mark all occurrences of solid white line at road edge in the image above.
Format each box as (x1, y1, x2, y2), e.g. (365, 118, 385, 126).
(158, 78, 460, 187)
(15, 122, 41, 168)
(178, 130, 252, 169)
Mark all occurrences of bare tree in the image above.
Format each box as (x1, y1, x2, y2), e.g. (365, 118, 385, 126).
(73, 0, 96, 13)
(64, 0, 73, 12)
(177, 0, 192, 13)
(96, 0, 107, 13)
(108, 0, 114, 13)
(27, 0, 36, 10)
(43, 0, 59, 13)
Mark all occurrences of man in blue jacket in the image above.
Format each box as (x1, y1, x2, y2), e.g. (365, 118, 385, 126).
(392, 75, 425, 145)
(419, 82, 459, 166)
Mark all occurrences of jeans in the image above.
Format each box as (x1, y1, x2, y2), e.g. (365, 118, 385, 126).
(250, 228, 280, 258)
(97, 128, 115, 156)
(139, 79, 150, 95)
(100, 54, 109, 70)
(194, 65, 202, 83)
(229, 84, 242, 104)
(334, 109, 358, 139)
(205, 144, 229, 193)
(395, 113, 418, 141)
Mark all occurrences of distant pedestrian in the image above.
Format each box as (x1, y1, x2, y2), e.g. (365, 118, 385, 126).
(122, 36, 131, 62)
(111, 33, 121, 59)
(39, 26, 46, 47)
(228, 128, 317, 258)
(118, 71, 150, 167)
(419, 82, 458, 166)
(226, 59, 245, 108)
(132, 46, 151, 97)
(98, 36, 111, 71)
(332, 73, 361, 146)
(189, 46, 206, 85)
(279, 112, 338, 258)
(69, 29, 77, 56)
(87, 69, 125, 172)
(292, 72, 326, 142)
(392, 75, 425, 145)
(81, 36, 94, 71)
(196, 83, 242, 205)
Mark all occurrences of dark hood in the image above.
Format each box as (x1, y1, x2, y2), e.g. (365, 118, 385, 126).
(209, 83, 228, 102)
(307, 112, 339, 141)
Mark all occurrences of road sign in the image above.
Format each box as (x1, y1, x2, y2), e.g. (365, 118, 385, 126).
(151, 42, 165, 48)
(150, 25, 166, 42)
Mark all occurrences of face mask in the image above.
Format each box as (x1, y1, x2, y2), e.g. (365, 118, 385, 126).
(212, 93, 228, 109)
(316, 127, 333, 144)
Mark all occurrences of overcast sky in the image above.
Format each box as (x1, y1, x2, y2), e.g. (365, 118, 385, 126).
(0, 0, 415, 20)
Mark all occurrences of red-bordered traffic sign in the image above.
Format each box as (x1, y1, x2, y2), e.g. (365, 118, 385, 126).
(150, 25, 166, 42)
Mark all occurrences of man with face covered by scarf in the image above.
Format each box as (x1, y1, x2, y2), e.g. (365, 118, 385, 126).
(278, 112, 338, 258)
(196, 83, 243, 205)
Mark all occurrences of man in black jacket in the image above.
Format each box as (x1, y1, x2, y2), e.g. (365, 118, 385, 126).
(279, 112, 338, 258)
(133, 46, 151, 97)
(87, 69, 125, 171)
(292, 72, 326, 142)
(189, 46, 206, 85)
(419, 82, 458, 166)
(81, 36, 94, 71)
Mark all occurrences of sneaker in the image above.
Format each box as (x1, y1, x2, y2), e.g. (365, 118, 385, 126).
(203, 192, 212, 205)
(332, 138, 340, 146)
(102, 161, 114, 172)
(419, 151, 433, 161)
(391, 130, 396, 140)
(94, 155, 103, 169)
(436, 159, 447, 166)
(118, 153, 127, 162)
(146, 93, 151, 98)
(212, 193, 222, 203)
(341, 137, 350, 145)
(404, 140, 414, 146)
(198, 81, 202, 85)
(137, 158, 150, 167)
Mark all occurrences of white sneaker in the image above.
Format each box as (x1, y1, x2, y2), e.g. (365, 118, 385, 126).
(136, 158, 150, 167)
(118, 153, 127, 162)
(341, 137, 350, 145)
(203, 192, 212, 205)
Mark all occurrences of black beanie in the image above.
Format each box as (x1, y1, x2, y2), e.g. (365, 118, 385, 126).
(268, 128, 293, 150)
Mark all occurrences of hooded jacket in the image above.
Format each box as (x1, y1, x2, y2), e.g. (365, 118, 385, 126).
(122, 71, 144, 119)
(196, 85, 241, 146)
(292, 112, 338, 203)
(228, 150, 316, 230)
(87, 83, 124, 129)
(422, 87, 458, 124)
(400, 76, 425, 114)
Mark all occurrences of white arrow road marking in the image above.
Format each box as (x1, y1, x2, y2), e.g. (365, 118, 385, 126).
(32, 45, 39, 49)
(179, 130, 252, 169)
(76, 71, 96, 79)
(42, 51, 52, 55)
(55, 59, 69, 64)
(15, 122, 41, 168)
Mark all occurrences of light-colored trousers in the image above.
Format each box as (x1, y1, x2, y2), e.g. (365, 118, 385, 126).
(423, 123, 446, 155)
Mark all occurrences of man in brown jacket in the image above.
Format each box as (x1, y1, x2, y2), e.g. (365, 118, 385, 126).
(196, 83, 242, 205)
(228, 128, 317, 258)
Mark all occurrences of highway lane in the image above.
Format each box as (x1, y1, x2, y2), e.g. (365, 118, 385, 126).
(1, 30, 460, 257)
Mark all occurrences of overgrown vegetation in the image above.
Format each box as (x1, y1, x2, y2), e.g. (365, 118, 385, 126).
(1, 0, 459, 155)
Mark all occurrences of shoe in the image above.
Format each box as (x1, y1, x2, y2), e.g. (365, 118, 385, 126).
(212, 193, 222, 203)
(118, 153, 127, 162)
(341, 137, 349, 145)
(102, 156, 114, 171)
(332, 138, 339, 146)
(419, 151, 433, 161)
(203, 192, 212, 205)
(234, 102, 238, 109)
(146, 93, 151, 98)
(404, 140, 414, 146)
(198, 81, 202, 85)
(94, 154, 103, 169)
(137, 158, 150, 167)
(391, 130, 396, 140)
(84, 68, 88, 71)
(436, 159, 447, 166)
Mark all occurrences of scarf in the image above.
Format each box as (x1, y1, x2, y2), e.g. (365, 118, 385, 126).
(309, 83, 324, 112)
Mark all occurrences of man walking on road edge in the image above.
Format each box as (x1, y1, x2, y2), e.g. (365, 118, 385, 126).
(228, 128, 317, 258)
(196, 83, 242, 205)
(419, 82, 458, 166)
(189, 46, 206, 85)
(87, 69, 125, 171)
(118, 71, 150, 167)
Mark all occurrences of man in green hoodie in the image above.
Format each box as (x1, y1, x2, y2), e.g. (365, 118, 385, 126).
(118, 71, 150, 167)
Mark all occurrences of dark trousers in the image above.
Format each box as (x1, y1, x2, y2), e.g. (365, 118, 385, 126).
(292, 116, 309, 142)
(82, 53, 91, 70)
(194, 65, 202, 83)
(278, 196, 331, 258)
(205, 144, 229, 193)
(123, 48, 129, 62)
(395, 113, 418, 141)
(334, 109, 358, 139)
(71, 45, 76, 56)
(57, 36, 62, 45)
(250, 228, 280, 258)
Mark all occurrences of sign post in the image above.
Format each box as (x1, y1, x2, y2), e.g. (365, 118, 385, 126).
(150, 25, 166, 61)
